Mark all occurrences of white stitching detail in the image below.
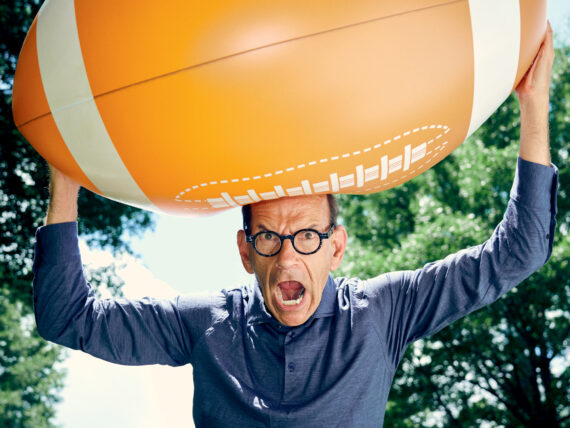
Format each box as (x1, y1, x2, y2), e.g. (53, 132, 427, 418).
(174, 125, 450, 204)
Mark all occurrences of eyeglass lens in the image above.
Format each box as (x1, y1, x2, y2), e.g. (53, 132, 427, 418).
(254, 230, 321, 256)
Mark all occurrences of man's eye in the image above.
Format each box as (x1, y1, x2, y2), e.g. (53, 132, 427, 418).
(301, 231, 316, 240)
(262, 232, 276, 241)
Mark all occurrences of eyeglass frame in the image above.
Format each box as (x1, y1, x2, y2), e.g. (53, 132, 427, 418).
(245, 224, 336, 257)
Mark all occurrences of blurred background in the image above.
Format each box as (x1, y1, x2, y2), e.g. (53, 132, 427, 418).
(1, 1, 568, 427)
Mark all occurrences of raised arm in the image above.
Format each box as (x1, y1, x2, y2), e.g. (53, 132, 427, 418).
(516, 22, 554, 166)
(34, 166, 222, 366)
(364, 24, 558, 368)
(45, 164, 80, 225)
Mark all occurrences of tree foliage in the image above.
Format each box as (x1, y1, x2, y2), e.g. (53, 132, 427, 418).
(0, 287, 64, 428)
(338, 45, 569, 427)
(1, 1, 155, 426)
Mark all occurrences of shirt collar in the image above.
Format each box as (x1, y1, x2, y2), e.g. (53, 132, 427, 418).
(246, 274, 337, 326)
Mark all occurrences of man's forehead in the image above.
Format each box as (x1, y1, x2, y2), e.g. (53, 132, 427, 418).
(250, 195, 328, 227)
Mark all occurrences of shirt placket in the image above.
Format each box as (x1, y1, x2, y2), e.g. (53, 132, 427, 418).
(282, 328, 298, 402)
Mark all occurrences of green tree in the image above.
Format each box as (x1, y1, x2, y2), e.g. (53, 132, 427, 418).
(1, 1, 155, 426)
(0, 287, 64, 428)
(338, 45, 569, 427)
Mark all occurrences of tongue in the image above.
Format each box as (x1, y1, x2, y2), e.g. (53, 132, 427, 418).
(279, 282, 304, 301)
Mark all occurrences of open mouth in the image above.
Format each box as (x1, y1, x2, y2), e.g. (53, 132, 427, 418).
(277, 281, 305, 306)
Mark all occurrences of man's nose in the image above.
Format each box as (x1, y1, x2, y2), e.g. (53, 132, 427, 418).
(276, 237, 299, 268)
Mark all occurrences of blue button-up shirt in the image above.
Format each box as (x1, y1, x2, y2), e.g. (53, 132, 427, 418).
(33, 158, 557, 427)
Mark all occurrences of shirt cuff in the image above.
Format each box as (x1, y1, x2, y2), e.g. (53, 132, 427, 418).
(510, 157, 558, 213)
(35, 222, 81, 266)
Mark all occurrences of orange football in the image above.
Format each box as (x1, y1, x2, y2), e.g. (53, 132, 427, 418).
(12, 0, 546, 216)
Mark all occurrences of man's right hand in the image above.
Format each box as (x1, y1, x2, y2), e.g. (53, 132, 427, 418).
(45, 164, 81, 225)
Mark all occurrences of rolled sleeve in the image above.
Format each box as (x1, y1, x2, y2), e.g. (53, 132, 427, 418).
(33, 222, 83, 316)
(34, 222, 81, 265)
(511, 157, 558, 210)
(509, 157, 558, 262)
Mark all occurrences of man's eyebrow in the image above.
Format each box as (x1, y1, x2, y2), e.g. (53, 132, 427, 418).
(256, 222, 322, 231)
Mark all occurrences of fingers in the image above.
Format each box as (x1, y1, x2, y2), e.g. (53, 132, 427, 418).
(47, 161, 60, 177)
(525, 44, 542, 86)
(541, 21, 552, 46)
(533, 22, 555, 84)
(515, 21, 554, 96)
(530, 21, 554, 75)
(46, 161, 81, 190)
(541, 21, 554, 65)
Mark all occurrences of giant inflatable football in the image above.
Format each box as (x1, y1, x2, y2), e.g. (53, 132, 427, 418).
(13, 0, 546, 216)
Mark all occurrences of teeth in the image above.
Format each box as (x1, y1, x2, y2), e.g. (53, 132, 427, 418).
(277, 288, 305, 306)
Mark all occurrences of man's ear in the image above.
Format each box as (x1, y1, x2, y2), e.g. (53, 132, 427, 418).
(237, 230, 255, 274)
(330, 225, 347, 271)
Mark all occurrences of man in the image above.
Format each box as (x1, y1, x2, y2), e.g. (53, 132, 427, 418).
(34, 26, 557, 427)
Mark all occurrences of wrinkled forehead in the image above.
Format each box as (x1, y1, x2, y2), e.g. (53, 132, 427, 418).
(250, 195, 329, 231)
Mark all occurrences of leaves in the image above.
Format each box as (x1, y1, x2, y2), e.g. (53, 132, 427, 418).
(0, 287, 65, 428)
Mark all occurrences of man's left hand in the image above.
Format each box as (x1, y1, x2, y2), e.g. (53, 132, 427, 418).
(515, 21, 554, 166)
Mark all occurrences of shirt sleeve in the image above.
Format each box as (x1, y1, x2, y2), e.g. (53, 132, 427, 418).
(363, 158, 558, 368)
(32, 222, 227, 366)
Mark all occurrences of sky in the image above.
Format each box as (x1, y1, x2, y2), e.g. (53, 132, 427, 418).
(54, 209, 250, 428)
(54, 3, 568, 427)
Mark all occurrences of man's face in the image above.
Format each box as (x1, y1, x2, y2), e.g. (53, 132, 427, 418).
(237, 195, 347, 326)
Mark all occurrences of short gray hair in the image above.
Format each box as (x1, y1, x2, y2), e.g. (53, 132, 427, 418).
(242, 194, 338, 234)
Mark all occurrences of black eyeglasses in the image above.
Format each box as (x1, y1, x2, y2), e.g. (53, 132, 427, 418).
(246, 224, 335, 257)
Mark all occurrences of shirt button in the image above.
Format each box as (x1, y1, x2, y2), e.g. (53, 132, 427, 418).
(290, 331, 296, 338)
(288, 362, 296, 372)
(546, 234, 550, 240)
